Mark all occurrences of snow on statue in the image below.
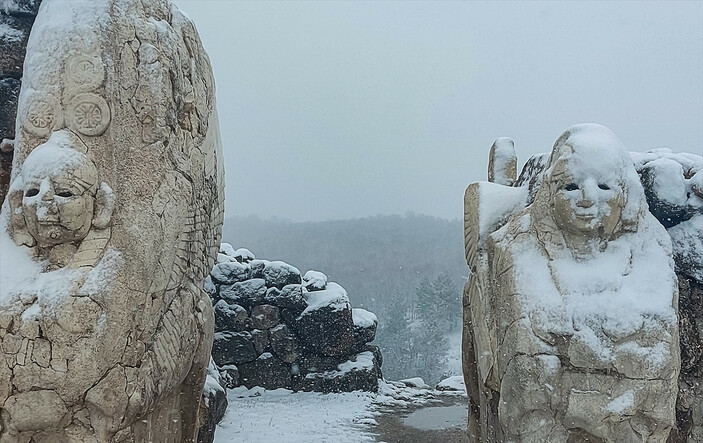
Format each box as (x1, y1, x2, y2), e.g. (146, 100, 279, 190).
(0, 0, 224, 441)
(463, 124, 679, 442)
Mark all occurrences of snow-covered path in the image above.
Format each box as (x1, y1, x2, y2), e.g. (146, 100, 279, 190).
(214, 386, 378, 442)
(213, 378, 468, 443)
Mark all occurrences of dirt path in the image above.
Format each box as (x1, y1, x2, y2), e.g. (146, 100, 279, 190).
(371, 394, 470, 443)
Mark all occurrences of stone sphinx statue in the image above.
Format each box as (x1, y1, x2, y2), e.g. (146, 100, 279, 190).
(463, 124, 679, 442)
(0, 0, 224, 441)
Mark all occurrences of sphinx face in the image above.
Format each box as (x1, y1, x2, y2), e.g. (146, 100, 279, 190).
(22, 170, 95, 247)
(550, 156, 625, 237)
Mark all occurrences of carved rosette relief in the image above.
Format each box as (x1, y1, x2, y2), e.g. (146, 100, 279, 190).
(65, 55, 105, 91)
(66, 93, 111, 136)
(21, 91, 63, 137)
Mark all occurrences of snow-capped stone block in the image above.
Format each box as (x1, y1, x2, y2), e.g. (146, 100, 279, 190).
(219, 243, 237, 258)
(216, 252, 234, 264)
(219, 278, 267, 309)
(213, 300, 250, 332)
(250, 304, 280, 330)
(238, 352, 292, 390)
(436, 375, 467, 393)
(298, 351, 380, 393)
(210, 261, 251, 285)
(219, 364, 240, 389)
(399, 377, 430, 389)
(270, 324, 299, 364)
(296, 283, 354, 356)
(212, 332, 257, 366)
(639, 158, 693, 227)
(352, 308, 378, 347)
(264, 284, 307, 315)
(249, 259, 270, 279)
(263, 260, 302, 289)
(303, 270, 327, 291)
(233, 248, 255, 263)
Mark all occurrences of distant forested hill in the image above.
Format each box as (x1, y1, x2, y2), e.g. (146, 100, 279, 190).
(222, 213, 469, 382)
(222, 213, 467, 315)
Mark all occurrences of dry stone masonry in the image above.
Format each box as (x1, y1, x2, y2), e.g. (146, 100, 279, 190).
(463, 124, 682, 442)
(207, 243, 383, 393)
(0, 0, 225, 441)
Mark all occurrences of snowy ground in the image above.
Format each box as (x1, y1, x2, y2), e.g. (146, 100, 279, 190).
(213, 378, 467, 443)
(214, 386, 378, 442)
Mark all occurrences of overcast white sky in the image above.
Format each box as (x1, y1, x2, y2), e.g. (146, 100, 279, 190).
(173, 0, 703, 222)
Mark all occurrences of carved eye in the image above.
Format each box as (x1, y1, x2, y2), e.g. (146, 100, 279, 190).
(25, 189, 39, 197)
(57, 191, 74, 197)
(598, 184, 610, 190)
(564, 183, 579, 191)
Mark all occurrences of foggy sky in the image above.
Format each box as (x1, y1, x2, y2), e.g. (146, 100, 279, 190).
(173, 1, 703, 222)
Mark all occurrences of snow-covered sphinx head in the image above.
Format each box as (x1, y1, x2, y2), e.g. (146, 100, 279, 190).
(531, 123, 647, 255)
(8, 130, 114, 266)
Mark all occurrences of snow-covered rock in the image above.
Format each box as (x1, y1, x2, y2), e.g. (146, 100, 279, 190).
(352, 308, 378, 348)
(303, 269, 328, 291)
(297, 282, 355, 357)
(233, 248, 255, 263)
(210, 261, 251, 285)
(301, 351, 380, 393)
(399, 377, 430, 390)
(199, 358, 228, 443)
(263, 260, 302, 289)
(436, 375, 466, 393)
(219, 278, 267, 308)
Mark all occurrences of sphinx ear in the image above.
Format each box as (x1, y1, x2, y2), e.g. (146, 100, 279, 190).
(93, 182, 115, 229)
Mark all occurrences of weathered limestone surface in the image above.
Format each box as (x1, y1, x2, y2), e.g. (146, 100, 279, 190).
(0, 0, 225, 441)
(463, 124, 680, 442)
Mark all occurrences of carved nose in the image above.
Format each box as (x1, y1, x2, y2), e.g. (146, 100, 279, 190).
(41, 188, 55, 201)
(576, 197, 594, 208)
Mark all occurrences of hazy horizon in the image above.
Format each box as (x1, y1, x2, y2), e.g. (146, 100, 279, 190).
(174, 1, 703, 223)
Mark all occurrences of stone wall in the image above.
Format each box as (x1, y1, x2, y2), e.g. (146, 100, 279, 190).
(207, 243, 383, 393)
